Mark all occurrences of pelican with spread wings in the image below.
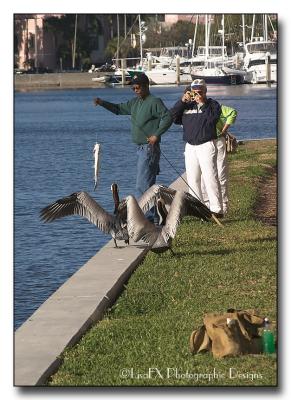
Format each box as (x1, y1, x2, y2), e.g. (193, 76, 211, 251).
(40, 184, 213, 253)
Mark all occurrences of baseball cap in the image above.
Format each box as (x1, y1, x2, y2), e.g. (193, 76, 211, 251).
(191, 79, 207, 91)
(131, 73, 149, 86)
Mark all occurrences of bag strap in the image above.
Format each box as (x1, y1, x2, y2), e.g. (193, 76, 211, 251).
(189, 325, 211, 354)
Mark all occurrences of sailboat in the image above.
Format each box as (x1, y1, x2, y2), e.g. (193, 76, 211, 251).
(190, 15, 244, 85)
(126, 16, 182, 85)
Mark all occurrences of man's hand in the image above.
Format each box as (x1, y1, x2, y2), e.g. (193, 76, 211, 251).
(221, 123, 230, 136)
(181, 92, 192, 103)
(93, 97, 103, 106)
(147, 135, 158, 145)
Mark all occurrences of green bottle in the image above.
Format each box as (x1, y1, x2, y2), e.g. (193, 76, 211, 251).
(262, 317, 275, 354)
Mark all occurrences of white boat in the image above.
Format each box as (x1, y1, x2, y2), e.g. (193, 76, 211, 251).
(145, 67, 178, 85)
(127, 64, 180, 85)
(243, 40, 277, 83)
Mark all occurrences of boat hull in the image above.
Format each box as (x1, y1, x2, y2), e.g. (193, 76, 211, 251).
(244, 65, 277, 84)
(127, 69, 178, 85)
(190, 73, 244, 85)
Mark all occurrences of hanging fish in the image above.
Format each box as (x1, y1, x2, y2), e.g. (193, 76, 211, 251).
(93, 143, 101, 191)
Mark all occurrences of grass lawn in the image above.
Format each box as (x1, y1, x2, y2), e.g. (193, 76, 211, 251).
(49, 139, 277, 387)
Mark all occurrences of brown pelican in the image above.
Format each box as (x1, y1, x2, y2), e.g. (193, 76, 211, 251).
(40, 183, 129, 248)
(40, 184, 214, 252)
(125, 185, 213, 253)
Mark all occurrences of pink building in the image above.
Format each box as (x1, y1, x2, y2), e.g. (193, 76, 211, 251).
(14, 14, 113, 71)
(163, 14, 209, 26)
(15, 14, 63, 70)
(164, 15, 195, 25)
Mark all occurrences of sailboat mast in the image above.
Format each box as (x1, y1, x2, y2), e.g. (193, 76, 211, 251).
(242, 14, 246, 47)
(205, 15, 209, 62)
(251, 14, 255, 42)
(264, 14, 268, 41)
(191, 15, 199, 58)
(117, 14, 120, 68)
(221, 14, 225, 66)
(138, 14, 143, 66)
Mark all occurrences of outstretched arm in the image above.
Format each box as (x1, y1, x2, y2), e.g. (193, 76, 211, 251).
(93, 97, 133, 115)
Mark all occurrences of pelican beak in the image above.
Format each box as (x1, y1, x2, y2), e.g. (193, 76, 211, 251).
(111, 183, 118, 193)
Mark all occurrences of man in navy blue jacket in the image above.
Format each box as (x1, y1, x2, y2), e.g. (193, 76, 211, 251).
(171, 79, 223, 217)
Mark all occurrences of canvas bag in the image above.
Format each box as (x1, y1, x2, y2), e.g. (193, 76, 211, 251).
(189, 309, 265, 358)
(225, 132, 238, 153)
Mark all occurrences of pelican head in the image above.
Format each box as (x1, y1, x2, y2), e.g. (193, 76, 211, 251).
(156, 195, 168, 226)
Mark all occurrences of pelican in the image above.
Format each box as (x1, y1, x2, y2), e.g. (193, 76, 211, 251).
(39, 183, 166, 248)
(125, 185, 213, 254)
(40, 183, 129, 248)
(137, 184, 213, 223)
(40, 184, 214, 252)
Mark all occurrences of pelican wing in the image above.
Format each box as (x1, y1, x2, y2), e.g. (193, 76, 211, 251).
(125, 195, 158, 245)
(138, 184, 176, 214)
(137, 184, 161, 214)
(40, 191, 115, 234)
(158, 186, 211, 220)
(183, 192, 212, 221)
(162, 190, 186, 241)
(157, 185, 177, 205)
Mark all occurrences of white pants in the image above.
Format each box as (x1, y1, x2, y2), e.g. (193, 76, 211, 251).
(201, 136, 228, 213)
(185, 141, 223, 214)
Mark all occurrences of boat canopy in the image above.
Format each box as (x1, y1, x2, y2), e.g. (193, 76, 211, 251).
(245, 41, 277, 55)
(196, 46, 228, 58)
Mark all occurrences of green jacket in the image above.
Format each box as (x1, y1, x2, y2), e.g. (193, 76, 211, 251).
(100, 94, 172, 144)
(216, 104, 237, 137)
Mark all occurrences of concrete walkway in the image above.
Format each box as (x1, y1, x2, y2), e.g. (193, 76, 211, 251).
(14, 175, 188, 386)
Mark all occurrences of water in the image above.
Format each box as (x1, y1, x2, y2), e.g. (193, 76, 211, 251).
(14, 84, 277, 329)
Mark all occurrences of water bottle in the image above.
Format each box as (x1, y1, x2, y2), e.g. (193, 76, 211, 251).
(262, 317, 275, 354)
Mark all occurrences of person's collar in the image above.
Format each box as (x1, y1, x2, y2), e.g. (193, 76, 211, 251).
(140, 92, 150, 100)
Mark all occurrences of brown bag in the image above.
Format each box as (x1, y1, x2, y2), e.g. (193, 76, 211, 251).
(189, 325, 211, 354)
(225, 132, 238, 153)
(189, 309, 265, 358)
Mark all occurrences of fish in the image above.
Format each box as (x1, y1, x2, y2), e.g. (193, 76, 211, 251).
(93, 143, 101, 191)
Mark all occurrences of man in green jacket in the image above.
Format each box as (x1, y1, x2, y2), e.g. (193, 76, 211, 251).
(93, 73, 172, 221)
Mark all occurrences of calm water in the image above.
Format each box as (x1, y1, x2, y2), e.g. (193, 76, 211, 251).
(14, 84, 277, 329)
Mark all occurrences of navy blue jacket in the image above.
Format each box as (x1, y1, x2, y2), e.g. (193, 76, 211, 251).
(171, 98, 221, 145)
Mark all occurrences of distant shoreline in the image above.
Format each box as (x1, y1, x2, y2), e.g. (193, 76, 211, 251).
(14, 71, 194, 91)
(14, 72, 110, 91)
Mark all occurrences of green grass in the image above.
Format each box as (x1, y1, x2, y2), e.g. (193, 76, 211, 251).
(49, 139, 277, 387)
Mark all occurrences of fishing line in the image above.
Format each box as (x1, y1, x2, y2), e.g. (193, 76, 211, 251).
(128, 114, 202, 200)
(159, 148, 200, 198)
(159, 148, 223, 226)
(97, 102, 222, 225)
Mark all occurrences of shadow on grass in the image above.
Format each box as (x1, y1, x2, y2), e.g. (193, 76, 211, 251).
(221, 217, 252, 223)
(171, 248, 234, 258)
(245, 236, 277, 244)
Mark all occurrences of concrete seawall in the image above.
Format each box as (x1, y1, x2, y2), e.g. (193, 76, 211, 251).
(14, 175, 188, 386)
(14, 72, 192, 91)
(14, 72, 108, 90)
